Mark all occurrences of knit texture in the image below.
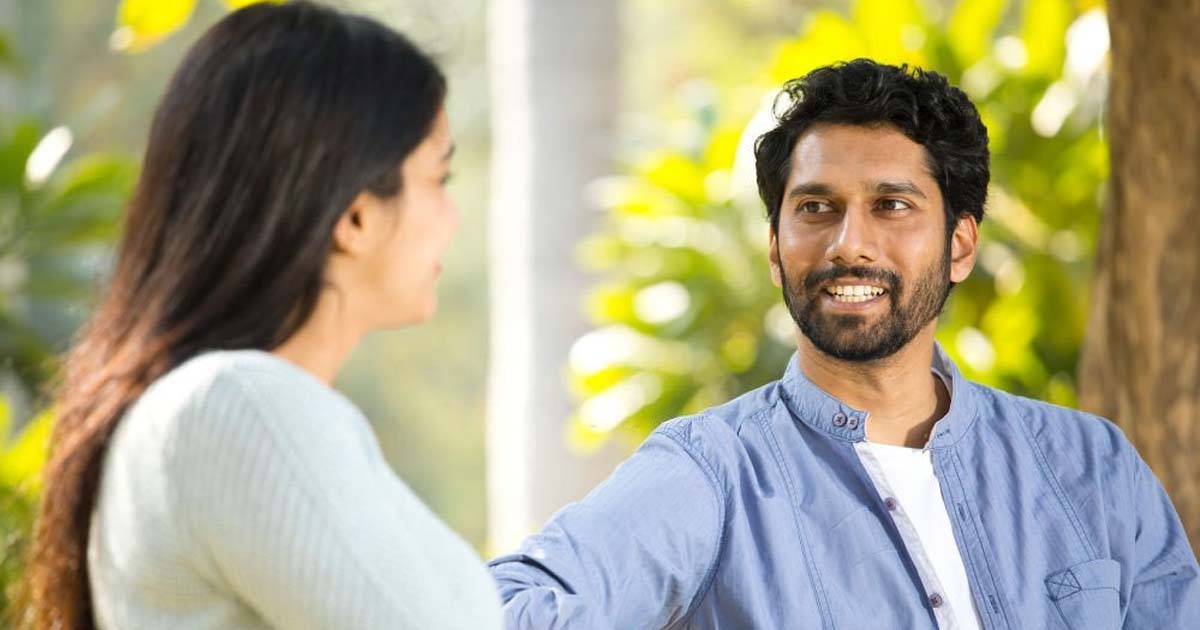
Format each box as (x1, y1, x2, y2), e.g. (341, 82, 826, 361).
(88, 350, 502, 629)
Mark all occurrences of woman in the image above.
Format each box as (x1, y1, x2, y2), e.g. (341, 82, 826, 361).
(27, 3, 502, 629)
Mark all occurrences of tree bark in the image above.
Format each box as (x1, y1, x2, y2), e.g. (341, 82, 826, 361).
(485, 0, 626, 553)
(1078, 0, 1200, 552)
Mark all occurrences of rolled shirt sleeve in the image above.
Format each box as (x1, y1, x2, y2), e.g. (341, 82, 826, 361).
(489, 423, 725, 630)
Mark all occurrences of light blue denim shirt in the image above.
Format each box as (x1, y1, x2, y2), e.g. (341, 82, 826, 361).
(489, 345, 1200, 629)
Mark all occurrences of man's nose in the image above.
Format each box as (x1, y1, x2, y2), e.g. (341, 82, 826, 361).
(826, 206, 879, 266)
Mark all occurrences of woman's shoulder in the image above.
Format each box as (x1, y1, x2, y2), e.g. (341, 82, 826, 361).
(121, 350, 369, 462)
(139, 350, 355, 420)
(154, 348, 323, 394)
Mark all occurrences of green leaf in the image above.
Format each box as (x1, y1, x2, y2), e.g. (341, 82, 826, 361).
(115, 0, 200, 52)
(0, 119, 43, 192)
(27, 155, 135, 248)
(46, 154, 136, 204)
(1020, 0, 1072, 78)
(852, 0, 930, 65)
(770, 11, 867, 83)
(0, 31, 14, 67)
(641, 153, 709, 209)
(0, 409, 51, 497)
(702, 125, 742, 171)
(947, 0, 1009, 66)
(0, 397, 10, 442)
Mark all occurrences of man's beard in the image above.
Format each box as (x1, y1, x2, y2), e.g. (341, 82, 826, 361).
(779, 243, 952, 362)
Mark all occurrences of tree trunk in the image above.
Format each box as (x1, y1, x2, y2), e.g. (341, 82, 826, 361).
(1078, 0, 1200, 552)
(485, 0, 626, 553)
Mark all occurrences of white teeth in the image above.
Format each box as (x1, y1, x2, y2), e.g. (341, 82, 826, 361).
(827, 285, 884, 295)
(826, 284, 886, 302)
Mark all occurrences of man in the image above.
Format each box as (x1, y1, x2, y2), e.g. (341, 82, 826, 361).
(488, 59, 1200, 629)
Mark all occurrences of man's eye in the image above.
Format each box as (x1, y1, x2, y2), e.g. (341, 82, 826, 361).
(878, 198, 911, 211)
(799, 200, 832, 214)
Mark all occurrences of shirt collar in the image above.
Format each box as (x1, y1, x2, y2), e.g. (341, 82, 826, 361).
(779, 342, 978, 449)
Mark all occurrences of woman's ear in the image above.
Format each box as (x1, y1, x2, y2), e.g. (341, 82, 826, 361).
(332, 192, 378, 255)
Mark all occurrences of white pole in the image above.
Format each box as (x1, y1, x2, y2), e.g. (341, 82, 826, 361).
(485, 0, 626, 554)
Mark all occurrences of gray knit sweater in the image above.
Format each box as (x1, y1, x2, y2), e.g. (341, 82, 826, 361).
(87, 350, 502, 629)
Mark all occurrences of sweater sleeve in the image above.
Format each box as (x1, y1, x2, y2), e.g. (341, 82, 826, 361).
(169, 366, 501, 630)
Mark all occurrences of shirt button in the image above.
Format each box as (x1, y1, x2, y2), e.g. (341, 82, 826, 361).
(847, 416, 860, 430)
(832, 413, 848, 427)
(929, 593, 944, 608)
(884, 497, 898, 511)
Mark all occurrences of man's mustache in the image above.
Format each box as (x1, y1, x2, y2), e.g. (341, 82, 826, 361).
(802, 266, 901, 293)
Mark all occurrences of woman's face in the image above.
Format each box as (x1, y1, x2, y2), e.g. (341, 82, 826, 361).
(338, 107, 459, 330)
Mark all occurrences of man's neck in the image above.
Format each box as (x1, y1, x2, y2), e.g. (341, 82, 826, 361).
(796, 325, 950, 448)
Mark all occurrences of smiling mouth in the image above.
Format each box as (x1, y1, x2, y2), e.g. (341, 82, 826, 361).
(824, 283, 888, 303)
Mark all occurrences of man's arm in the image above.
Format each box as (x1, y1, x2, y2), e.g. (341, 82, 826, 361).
(1124, 450, 1200, 628)
(489, 423, 725, 629)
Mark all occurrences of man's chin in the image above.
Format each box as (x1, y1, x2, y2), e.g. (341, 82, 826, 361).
(816, 342, 900, 363)
(801, 325, 902, 362)
(805, 312, 873, 334)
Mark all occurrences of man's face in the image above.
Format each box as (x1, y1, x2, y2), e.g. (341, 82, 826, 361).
(768, 123, 977, 362)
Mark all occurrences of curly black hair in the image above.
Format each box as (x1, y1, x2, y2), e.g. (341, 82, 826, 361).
(755, 59, 989, 235)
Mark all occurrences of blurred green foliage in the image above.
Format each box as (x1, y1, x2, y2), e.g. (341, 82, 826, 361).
(0, 399, 51, 622)
(571, 0, 1109, 443)
(0, 120, 136, 398)
(0, 14, 138, 413)
(0, 19, 136, 622)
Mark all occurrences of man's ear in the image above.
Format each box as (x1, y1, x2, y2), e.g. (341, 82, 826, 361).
(769, 225, 783, 288)
(949, 213, 979, 284)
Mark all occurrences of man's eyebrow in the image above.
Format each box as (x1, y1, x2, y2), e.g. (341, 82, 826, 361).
(785, 182, 835, 200)
(872, 179, 927, 199)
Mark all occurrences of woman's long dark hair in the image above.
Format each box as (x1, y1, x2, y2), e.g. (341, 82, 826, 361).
(26, 3, 445, 628)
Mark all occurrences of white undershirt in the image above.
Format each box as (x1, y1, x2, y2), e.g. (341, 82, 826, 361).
(867, 442, 981, 630)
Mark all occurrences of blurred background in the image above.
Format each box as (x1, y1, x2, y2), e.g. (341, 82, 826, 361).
(2, 0, 1197, 619)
